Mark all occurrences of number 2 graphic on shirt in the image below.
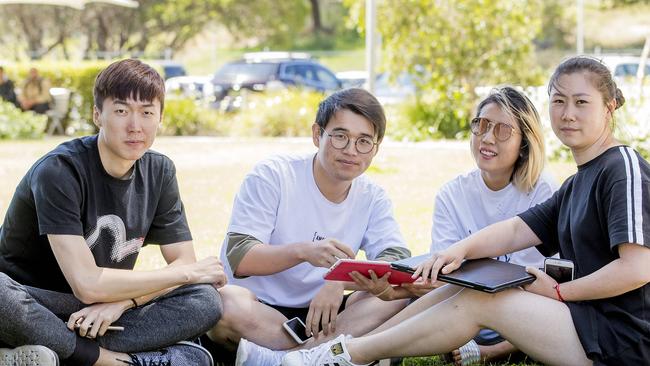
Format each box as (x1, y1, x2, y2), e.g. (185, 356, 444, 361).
(85, 214, 144, 262)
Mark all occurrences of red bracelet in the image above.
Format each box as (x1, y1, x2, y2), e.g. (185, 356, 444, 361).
(553, 283, 565, 302)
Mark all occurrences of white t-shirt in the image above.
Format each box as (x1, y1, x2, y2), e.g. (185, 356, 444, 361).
(221, 153, 407, 308)
(430, 169, 557, 268)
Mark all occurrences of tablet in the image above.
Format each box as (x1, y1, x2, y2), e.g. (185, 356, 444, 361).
(390, 253, 431, 273)
(392, 256, 535, 293)
(323, 259, 416, 285)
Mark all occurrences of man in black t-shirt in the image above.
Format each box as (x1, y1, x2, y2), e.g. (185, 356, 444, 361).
(0, 59, 225, 366)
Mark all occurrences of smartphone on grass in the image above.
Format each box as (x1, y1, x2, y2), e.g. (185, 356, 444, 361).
(544, 258, 575, 283)
(282, 317, 312, 344)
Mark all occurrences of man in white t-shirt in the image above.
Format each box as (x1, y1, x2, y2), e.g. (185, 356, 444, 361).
(204, 88, 411, 365)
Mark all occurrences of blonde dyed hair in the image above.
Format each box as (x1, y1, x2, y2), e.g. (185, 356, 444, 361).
(474, 86, 545, 193)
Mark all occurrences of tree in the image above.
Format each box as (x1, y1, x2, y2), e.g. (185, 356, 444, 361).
(346, 0, 544, 138)
(81, 0, 218, 58)
(0, 5, 79, 60)
(213, 0, 309, 49)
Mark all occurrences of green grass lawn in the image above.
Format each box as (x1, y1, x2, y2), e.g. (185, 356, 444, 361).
(0, 136, 575, 365)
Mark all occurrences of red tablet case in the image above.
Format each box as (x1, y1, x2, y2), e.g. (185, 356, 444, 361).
(323, 259, 416, 285)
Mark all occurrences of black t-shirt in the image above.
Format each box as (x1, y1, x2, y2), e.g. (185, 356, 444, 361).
(0, 135, 192, 293)
(520, 146, 650, 363)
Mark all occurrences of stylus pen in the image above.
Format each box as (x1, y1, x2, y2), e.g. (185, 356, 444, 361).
(72, 324, 125, 331)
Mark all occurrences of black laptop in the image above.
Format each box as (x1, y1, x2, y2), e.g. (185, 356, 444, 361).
(391, 255, 535, 293)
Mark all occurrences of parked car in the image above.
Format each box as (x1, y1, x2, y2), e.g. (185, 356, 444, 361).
(152, 60, 187, 80)
(599, 55, 649, 81)
(165, 75, 213, 101)
(336, 70, 368, 88)
(211, 52, 342, 105)
(335, 70, 417, 105)
(372, 72, 417, 105)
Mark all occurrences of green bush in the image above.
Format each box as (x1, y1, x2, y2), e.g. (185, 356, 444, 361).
(387, 92, 474, 141)
(227, 89, 324, 137)
(0, 100, 47, 139)
(161, 98, 225, 136)
(614, 97, 650, 160)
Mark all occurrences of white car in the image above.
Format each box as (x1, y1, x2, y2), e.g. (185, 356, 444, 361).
(598, 55, 649, 81)
(165, 76, 214, 101)
(336, 70, 368, 89)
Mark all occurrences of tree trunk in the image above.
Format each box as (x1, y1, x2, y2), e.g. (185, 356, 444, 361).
(16, 5, 44, 59)
(96, 12, 109, 55)
(310, 0, 323, 33)
(309, 0, 332, 34)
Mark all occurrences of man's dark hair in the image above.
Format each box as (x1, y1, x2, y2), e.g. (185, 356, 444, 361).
(93, 59, 165, 112)
(315, 88, 386, 142)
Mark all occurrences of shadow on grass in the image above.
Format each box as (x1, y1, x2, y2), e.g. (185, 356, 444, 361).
(402, 355, 541, 365)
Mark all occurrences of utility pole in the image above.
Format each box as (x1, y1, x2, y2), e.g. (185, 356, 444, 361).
(365, 0, 376, 93)
(577, 0, 584, 54)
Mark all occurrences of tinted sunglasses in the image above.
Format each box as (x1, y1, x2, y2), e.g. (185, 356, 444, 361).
(470, 117, 519, 141)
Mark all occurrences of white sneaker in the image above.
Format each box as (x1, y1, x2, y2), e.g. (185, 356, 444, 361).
(235, 338, 287, 366)
(0, 345, 59, 366)
(281, 334, 369, 366)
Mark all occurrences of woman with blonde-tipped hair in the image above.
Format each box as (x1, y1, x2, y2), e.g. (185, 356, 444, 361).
(352, 86, 556, 365)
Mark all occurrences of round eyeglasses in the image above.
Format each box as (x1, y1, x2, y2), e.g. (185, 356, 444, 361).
(320, 127, 378, 154)
(470, 117, 519, 142)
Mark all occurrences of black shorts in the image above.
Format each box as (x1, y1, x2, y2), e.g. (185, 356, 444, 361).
(262, 293, 351, 332)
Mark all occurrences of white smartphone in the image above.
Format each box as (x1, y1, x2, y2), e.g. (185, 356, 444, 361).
(544, 258, 575, 283)
(282, 317, 312, 344)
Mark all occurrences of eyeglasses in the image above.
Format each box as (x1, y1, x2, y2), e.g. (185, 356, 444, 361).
(320, 127, 378, 154)
(470, 117, 519, 142)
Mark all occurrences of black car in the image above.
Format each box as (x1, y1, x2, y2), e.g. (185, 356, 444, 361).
(211, 52, 342, 102)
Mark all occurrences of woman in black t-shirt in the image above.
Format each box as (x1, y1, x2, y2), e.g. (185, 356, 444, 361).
(281, 57, 650, 366)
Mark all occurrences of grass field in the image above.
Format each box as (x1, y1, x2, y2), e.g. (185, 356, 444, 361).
(0, 136, 575, 365)
(0, 136, 577, 268)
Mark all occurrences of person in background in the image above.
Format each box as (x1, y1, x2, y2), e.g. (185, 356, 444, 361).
(0, 66, 19, 107)
(20, 67, 52, 114)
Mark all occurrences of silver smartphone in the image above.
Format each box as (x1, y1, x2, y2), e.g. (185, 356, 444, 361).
(544, 258, 575, 283)
(282, 317, 311, 344)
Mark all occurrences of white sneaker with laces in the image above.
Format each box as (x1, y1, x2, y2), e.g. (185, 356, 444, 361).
(281, 334, 370, 366)
(0, 345, 59, 366)
(235, 338, 287, 366)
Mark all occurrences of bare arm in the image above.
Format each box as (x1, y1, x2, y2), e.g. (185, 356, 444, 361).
(548, 243, 650, 301)
(459, 216, 541, 260)
(235, 238, 355, 277)
(415, 217, 540, 281)
(49, 234, 225, 304)
(235, 241, 311, 276)
(130, 241, 203, 306)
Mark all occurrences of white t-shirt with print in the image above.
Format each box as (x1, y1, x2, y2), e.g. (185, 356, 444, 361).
(221, 153, 407, 308)
(430, 169, 557, 268)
